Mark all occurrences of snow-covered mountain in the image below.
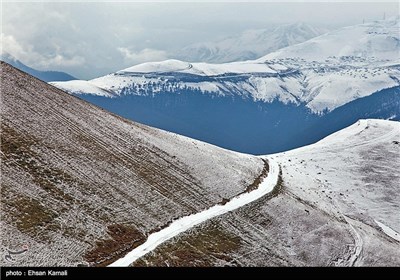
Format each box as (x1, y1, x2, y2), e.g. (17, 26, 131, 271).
(175, 22, 327, 63)
(51, 19, 400, 154)
(53, 19, 399, 113)
(261, 19, 399, 62)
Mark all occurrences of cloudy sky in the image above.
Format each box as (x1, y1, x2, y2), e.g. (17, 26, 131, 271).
(2, 1, 399, 79)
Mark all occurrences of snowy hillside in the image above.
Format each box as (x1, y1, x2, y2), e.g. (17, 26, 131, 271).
(133, 119, 400, 267)
(274, 119, 400, 239)
(175, 22, 326, 63)
(52, 19, 399, 113)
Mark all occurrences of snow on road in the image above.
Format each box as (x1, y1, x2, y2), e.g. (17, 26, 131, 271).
(375, 220, 400, 242)
(109, 158, 279, 267)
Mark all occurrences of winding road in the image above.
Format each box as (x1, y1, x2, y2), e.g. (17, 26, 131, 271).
(109, 157, 279, 267)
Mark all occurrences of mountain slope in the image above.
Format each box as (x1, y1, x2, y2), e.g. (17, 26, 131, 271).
(1, 53, 77, 82)
(133, 119, 400, 267)
(176, 22, 326, 63)
(0, 62, 262, 266)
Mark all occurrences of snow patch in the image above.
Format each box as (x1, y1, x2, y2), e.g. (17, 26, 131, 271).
(375, 220, 400, 242)
(50, 80, 114, 97)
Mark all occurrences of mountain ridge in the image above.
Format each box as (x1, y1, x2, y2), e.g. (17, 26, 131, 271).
(52, 19, 399, 113)
(47, 20, 400, 154)
(1, 53, 78, 82)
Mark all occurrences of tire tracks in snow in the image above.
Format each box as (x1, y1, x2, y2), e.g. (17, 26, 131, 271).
(109, 158, 280, 267)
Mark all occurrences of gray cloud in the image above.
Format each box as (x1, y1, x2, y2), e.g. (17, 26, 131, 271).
(117, 47, 168, 65)
(2, 1, 399, 79)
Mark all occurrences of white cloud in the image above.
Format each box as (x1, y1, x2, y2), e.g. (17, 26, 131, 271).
(117, 47, 168, 64)
(1, 34, 33, 60)
(1, 33, 85, 69)
(38, 54, 86, 68)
